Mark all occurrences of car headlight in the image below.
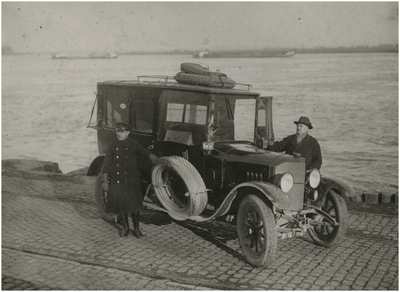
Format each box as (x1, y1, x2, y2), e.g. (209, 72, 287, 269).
(279, 173, 294, 193)
(308, 169, 321, 189)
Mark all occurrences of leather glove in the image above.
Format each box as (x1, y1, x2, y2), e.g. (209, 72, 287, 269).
(101, 181, 109, 192)
(149, 154, 159, 165)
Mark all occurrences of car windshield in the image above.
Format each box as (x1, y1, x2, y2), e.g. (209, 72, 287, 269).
(157, 91, 258, 145)
(158, 90, 209, 145)
(213, 96, 256, 142)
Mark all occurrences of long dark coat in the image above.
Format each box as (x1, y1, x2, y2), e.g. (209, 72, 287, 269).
(101, 136, 153, 214)
(267, 134, 322, 170)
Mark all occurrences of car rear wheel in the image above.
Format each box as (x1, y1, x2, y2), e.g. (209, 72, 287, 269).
(237, 195, 277, 267)
(308, 190, 348, 247)
(95, 173, 116, 222)
(152, 156, 208, 220)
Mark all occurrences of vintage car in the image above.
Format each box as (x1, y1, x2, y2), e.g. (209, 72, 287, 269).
(87, 64, 356, 267)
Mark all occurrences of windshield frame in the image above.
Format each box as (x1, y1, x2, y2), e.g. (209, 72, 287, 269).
(211, 94, 259, 143)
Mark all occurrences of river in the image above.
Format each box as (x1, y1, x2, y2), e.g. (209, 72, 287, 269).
(2, 52, 398, 194)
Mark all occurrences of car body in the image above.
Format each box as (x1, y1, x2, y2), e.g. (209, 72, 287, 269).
(87, 71, 356, 267)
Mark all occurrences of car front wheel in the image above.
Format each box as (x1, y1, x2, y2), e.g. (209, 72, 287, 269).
(308, 190, 348, 248)
(237, 194, 277, 267)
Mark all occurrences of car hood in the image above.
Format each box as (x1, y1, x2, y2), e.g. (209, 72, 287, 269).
(213, 142, 302, 167)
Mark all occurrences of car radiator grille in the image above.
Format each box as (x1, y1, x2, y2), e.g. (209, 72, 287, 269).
(275, 162, 306, 210)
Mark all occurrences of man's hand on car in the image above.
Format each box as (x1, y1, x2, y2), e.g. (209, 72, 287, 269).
(149, 154, 159, 165)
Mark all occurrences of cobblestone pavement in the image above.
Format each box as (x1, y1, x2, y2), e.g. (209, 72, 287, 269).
(2, 171, 399, 290)
(2, 249, 210, 290)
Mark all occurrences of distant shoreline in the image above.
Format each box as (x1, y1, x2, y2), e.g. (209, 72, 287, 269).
(2, 50, 398, 57)
(2, 45, 398, 56)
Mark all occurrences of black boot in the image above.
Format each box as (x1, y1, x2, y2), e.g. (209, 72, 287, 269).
(119, 214, 129, 237)
(133, 211, 143, 238)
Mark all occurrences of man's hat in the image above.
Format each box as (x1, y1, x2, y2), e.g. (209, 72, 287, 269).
(294, 116, 313, 129)
(116, 122, 131, 131)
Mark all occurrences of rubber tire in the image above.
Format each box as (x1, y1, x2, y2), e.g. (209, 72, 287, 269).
(95, 173, 116, 222)
(237, 195, 277, 267)
(308, 190, 348, 248)
(151, 156, 208, 219)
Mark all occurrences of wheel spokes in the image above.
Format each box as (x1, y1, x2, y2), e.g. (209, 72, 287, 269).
(314, 193, 340, 238)
(243, 208, 265, 255)
(255, 236, 259, 253)
(257, 235, 264, 249)
(325, 204, 334, 214)
(101, 191, 107, 206)
(249, 210, 256, 224)
(251, 236, 256, 250)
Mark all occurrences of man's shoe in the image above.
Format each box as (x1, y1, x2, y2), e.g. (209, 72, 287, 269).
(133, 211, 142, 238)
(135, 229, 143, 238)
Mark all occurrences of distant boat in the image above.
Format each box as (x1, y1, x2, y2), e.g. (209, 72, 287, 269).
(52, 52, 118, 59)
(193, 50, 295, 58)
(281, 51, 296, 57)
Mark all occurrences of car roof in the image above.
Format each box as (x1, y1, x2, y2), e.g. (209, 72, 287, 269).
(98, 78, 260, 96)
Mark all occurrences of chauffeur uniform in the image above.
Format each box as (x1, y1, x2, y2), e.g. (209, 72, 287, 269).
(101, 122, 158, 238)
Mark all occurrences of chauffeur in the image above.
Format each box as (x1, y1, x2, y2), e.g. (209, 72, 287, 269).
(101, 122, 158, 238)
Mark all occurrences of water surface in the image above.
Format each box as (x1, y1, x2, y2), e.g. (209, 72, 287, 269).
(2, 53, 398, 194)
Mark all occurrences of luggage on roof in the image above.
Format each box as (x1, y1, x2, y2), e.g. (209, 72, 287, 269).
(175, 63, 235, 88)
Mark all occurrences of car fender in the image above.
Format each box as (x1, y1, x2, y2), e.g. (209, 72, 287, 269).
(220, 181, 290, 216)
(317, 175, 356, 201)
(87, 155, 105, 176)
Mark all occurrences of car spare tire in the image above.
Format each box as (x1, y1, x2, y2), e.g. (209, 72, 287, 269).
(151, 156, 208, 219)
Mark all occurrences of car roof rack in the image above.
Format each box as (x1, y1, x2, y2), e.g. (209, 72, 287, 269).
(137, 75, 175, 84)
(137, 75, 253, 91)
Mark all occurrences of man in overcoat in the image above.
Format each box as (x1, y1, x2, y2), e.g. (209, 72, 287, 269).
(267, 116, 322, 171)
(101, 122, 158, 238)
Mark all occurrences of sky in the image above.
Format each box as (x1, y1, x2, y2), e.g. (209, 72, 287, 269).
(2, 2, 398, 53)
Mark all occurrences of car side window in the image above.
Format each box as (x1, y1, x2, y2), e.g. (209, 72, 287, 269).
(185, 104, 207, 125)
(104, 86, 130, 128)
(166, 103, 207, 125)
(132, 88, 155, 133)
(166, 103, 185, 122)
(134, 99, 153, 133)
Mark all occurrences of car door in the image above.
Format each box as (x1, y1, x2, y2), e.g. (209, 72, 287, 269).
(129, 87, 159, 177)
